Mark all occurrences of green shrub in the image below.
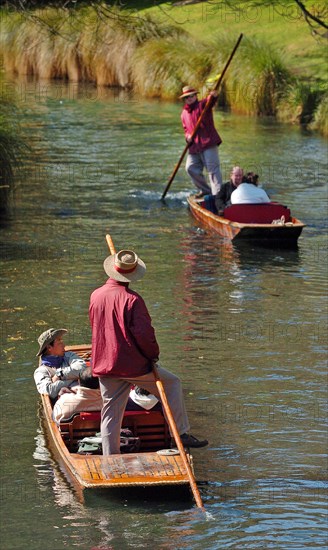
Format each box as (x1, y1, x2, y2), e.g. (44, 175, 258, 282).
(0, 95, 27, 213)
(310, 92, 328, 137)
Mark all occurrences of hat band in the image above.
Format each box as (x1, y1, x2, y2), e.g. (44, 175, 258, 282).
(114, 264, 137, 274)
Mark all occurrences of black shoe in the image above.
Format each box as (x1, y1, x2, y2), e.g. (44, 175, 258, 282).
(172, 433, 208, 448)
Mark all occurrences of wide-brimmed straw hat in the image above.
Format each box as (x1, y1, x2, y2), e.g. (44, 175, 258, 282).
(103, 250, 146, 283)
(179, 86, 199, 99)
(36, 328, 67, 357)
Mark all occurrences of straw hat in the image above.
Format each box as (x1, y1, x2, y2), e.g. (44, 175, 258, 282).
(179, 86, 199, 99)
(36, 328, 67, 357)
(103, 250, 146, 283)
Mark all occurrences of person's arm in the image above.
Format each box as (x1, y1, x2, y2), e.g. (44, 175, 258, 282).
(128, 296, 160, 361)
(181, 111, 193, 143)
(34, 365, 67, 399)
(60, 352, 87, 380)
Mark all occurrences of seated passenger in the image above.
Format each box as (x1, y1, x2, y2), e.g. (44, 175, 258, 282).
(244, 171, 259, 185)
(53, 366, 102, 423)
(230, 182, 270, 204)
(53, 372, 161, 423)
(34, 328, 87, 399)
(215, 166, 244, 215)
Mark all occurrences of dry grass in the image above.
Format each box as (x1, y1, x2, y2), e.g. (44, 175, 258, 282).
(0, 5, 326, 133)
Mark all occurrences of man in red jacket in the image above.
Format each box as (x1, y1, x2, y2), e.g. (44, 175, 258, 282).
(180, 85, 223, 198)
(89, 249, 208, 455)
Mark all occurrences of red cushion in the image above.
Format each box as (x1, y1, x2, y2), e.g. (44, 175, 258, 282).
(80, 411, 101, 421)
(79, 410, 152, 421)
(224, 203, 291, 224)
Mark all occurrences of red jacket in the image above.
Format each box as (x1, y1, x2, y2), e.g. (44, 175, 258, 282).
(89, 279, 160, 377)
(181, 95, 222, 154)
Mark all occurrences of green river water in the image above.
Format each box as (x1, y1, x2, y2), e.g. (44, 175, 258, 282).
(0, 80, 327, 550)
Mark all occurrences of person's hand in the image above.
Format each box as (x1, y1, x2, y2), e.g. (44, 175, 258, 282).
(52, 374, 60, 382)
(151, 359, 159, 369)
(186, 134, 193, 144)
(58, 387, 74, 396)
(209, 90, 218, 98)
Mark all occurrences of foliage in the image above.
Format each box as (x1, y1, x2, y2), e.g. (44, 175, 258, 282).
(209, 35, 291, 115)
(132, 36, 212, 99)
(0, 93, 28, 212)
(310, 92, 328, 136)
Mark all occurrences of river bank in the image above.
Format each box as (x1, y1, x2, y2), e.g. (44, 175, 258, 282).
(0, 3, 327, 135)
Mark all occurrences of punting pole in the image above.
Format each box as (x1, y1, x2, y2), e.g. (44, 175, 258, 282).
(105, 234, 205, 510)
(161, 33, 243, 201)
(152, 363, 205, 510)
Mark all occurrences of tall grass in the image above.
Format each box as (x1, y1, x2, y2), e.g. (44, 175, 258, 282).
(1, 8, 294, 112)
(0, 6, 325, 133)
(0, 6, 183, 86)
(277, 82, 323, 124)
(132, 36, 213, 99)
(310, 92, 328, 137)
(208, 34, 291, 116)
(0, 94, 27, 215)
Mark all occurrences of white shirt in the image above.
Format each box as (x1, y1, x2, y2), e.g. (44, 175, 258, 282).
(129, 388, 159, 410)
(231, 183, 270, 204)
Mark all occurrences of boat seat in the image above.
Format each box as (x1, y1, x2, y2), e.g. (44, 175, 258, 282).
(224, 203, 291, 224)
(59, 410, 170, 452)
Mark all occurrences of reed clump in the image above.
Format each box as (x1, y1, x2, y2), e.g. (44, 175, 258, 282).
(0, 6, 184, 87)
(0, 93, 27, 214)
(208, 35, 291, 116)
(277, 82, 323, 125)
(310, 92, 328, 137)
(132, 36, 212, 99)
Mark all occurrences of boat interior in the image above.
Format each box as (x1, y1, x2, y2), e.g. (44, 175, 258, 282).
(55, 345, 171, 455)
(59, 409, 171, 453)
(201, 195, 292, 224)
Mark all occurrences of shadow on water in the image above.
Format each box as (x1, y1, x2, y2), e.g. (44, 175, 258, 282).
(84, 485, 193, 511)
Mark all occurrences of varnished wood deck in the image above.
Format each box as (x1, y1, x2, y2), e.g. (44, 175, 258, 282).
(68, 452, 191, 488)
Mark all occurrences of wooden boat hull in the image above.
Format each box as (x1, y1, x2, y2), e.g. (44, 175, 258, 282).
(40, 346, 193, 493)
(187, 196, 305, 247)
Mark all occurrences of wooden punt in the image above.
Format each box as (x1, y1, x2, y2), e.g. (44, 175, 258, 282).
(40, 345, 193, 495)
(187, 195, 306, 247)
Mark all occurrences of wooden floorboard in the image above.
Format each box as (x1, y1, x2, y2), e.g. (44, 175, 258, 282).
(71, 452, 190, 488)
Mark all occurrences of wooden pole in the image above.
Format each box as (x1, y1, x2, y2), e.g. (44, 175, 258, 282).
(105, 233, 205, 510)
(152, 363, 205, 510)
(106, 234, 116, 255)
(161, 33, 243, 201)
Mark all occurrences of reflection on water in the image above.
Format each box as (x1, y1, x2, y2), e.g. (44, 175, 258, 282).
(1, 78, 327, 550)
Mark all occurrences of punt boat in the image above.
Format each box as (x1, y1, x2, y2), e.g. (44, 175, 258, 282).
(40, 344, 194, 498)
(187, 195, 306, 247)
